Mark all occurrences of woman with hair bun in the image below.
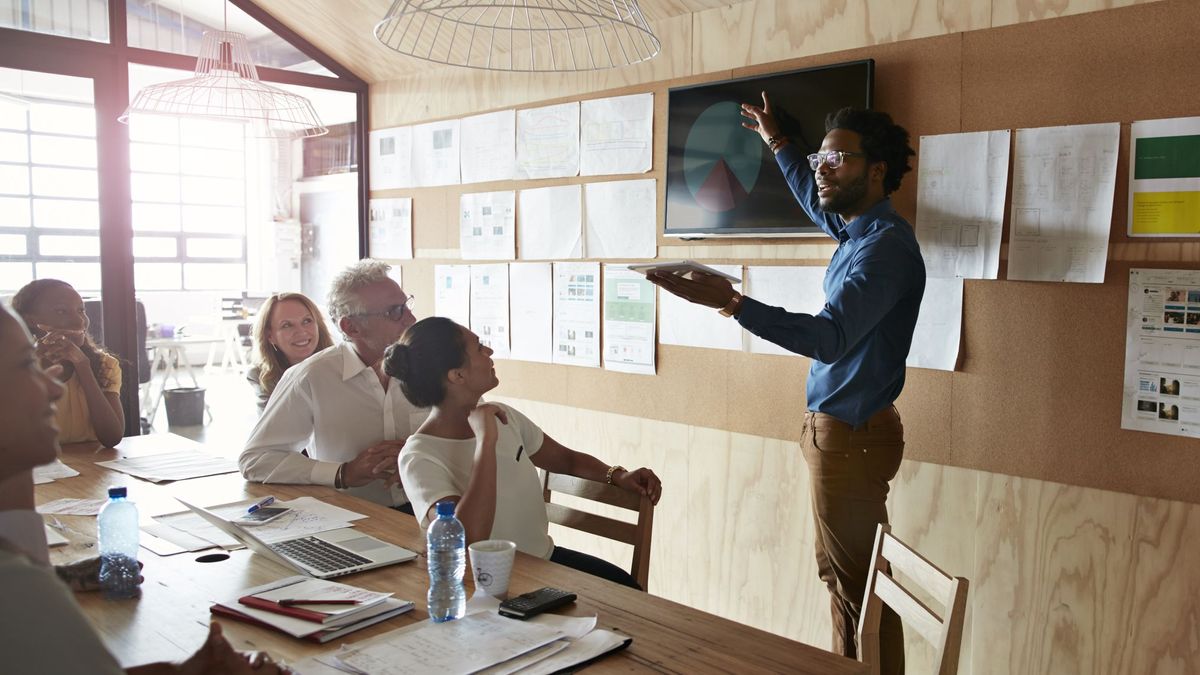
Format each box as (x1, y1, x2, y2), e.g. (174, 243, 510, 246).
(385, 317, 662, 589)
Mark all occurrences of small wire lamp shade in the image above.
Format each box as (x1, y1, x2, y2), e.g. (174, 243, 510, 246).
(119, 31, 327, 138)
(374, 0, 661, 72)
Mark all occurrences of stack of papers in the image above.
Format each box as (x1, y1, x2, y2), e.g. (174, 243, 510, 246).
(211, 576, 413, 643)
(96, 450, 238, 483)
(144, 497, 367, 555)
(33, 460, 80, 484)
(295, 598, 630, 675)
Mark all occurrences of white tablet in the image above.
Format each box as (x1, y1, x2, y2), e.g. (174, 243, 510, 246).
(627, 260, 742, 284)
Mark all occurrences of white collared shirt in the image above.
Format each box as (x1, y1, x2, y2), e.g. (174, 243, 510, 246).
(239, 342, 428, 506)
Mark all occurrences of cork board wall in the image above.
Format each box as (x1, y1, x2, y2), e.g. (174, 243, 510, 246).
(386, 0, 1200, 503)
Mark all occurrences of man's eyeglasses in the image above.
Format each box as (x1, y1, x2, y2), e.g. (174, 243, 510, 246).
(807, 150, 867, 171)
(356, 295, 416, 321)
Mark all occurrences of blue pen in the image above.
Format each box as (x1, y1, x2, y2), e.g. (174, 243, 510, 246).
(247, 496, 275, 514)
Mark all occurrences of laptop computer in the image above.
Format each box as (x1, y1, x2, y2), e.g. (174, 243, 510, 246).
(176, 499, 417, 579)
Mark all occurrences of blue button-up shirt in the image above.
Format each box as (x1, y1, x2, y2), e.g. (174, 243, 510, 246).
(737, 144, 926, 427)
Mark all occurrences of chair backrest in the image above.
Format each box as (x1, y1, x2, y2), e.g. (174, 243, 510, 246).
(858, 524, 969, 675)
(541, 472, 654, 591)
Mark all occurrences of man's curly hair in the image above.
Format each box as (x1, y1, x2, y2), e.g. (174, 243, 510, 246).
(825, 107, 914, 195)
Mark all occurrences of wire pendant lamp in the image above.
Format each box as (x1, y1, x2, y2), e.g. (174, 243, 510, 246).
(119, 30, 327, 138)
(374, 0, 661, 72)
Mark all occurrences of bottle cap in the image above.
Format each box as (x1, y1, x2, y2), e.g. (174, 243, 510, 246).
(108, 486, 127, 499)
(435, 500, 456, 516)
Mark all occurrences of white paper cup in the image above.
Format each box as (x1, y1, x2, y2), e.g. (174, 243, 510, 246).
(469, 539, 516, 599)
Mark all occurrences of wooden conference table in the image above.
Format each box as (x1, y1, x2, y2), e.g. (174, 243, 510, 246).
(40, 438, 866, 675)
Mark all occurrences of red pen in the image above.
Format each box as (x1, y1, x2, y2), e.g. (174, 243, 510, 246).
(277, 599, 362, 606)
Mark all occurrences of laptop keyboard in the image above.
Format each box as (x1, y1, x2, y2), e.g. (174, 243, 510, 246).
(270, 537, 372, 573)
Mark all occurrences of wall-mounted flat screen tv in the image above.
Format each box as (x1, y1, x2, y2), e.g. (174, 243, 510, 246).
(664, 59, 874, 238)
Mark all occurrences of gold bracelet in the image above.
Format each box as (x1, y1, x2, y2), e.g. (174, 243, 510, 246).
(334, 462, 346, 489)
(606, 464, 625, 485)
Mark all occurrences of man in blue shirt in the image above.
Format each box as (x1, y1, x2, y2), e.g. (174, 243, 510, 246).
(651, 96, 923, 675)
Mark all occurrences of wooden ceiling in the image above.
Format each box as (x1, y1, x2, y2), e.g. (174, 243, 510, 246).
(251, 0, 750, 83)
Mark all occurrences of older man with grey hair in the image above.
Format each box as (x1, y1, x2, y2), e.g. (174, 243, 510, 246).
(240, 260, 426, 509)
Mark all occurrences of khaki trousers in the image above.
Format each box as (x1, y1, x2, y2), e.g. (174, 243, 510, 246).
(802, 406, 906, 675)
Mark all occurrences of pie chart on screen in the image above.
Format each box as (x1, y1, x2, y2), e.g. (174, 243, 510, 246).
(683, 101, 763, 213)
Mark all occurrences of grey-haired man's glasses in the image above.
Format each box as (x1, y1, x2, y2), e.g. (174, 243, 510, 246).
(356, 295, 415, 321)
(807, 150, 867, 171)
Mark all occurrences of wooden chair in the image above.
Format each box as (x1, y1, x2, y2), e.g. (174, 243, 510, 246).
(858, 524, 969, 675)
(541, 471, 654, 591)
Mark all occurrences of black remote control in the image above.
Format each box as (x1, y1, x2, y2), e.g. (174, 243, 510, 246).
(498, 587, 577, 619)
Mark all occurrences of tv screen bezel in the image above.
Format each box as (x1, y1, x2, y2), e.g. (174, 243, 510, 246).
(663, 59, 875, 239)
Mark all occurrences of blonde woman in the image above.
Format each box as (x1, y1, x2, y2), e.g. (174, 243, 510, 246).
(247, 293, 334, 412)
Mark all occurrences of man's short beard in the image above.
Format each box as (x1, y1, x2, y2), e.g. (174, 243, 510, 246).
(820, 171, 870, 216)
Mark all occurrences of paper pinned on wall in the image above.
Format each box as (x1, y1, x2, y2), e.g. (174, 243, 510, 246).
(915, 130, 1009, 280)
(906, 276, 963, 371)
(519, 185, 582, 260)
(553, 261, 601, 368)
(580, 92, 653, 176)
(1128, 116, 1200, 237)
(434, 264, 471, 327)
(743, 266, 827, 356)
(509, 262, 554, 364)
(368, 198, 413, 260)
(584, 179, 657, 259)
(602, 265, 655, 375)
(412, 118, 461, 187)
(516, 101, 580, 180)
(470, 264, 511, 359)
(460, 191, 516, 261)
(1121, 268, 1200, 438)
(368, 126, 413, 190)
(658, 264, 744, 352)
(1007, 122, 1119, 283)
(460, 109, 516, 184)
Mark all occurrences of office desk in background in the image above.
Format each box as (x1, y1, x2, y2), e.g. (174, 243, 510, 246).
(42, 439, 866, 675)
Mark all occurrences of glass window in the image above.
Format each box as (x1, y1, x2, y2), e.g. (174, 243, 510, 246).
(125, 0, 333, 76)
(182, 176, 244, 206)
(184, 262, 245, 290)
(131, 142, 180, 173)
(0, 197, 30, 227)
(132, 202, 181, 232)
(186, 237, 242, 258)
(0, 131, 28, 162)
(0, 164, 30, 194)
(0, 0, 110, 43)
(30, 104, 96, 137)
(0, 99, 28, 131)
(134, 262, 182, 290)
(30, 136, 98, 168)
(181, 205, 242, 234)
(180, 146, 242, 177)
(34, 262, 102, 292)
(33, 199, 100, 230)
(128, 114, 179, 144)
(179, 118, 245, 150)
(39, 234, 100, 257)
(132, 237, 178, 258)
(32, 167, 98, 199)
(0, 233, 26, 255)
(0, 261, 34, 292)
(132, 172, 180, 202)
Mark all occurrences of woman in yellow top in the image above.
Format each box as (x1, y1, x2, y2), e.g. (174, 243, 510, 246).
(12, 279, 124, 448)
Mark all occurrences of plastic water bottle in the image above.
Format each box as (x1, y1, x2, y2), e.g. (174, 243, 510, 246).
(98, 486, 140, 600)
(426, 500, 466, 622)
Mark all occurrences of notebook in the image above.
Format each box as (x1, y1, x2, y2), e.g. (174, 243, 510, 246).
(176, 498, 416, 579)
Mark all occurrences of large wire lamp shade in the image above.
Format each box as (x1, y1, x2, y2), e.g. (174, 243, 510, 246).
(119, 31, 327, 138)
(374, 1, 661, 72)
